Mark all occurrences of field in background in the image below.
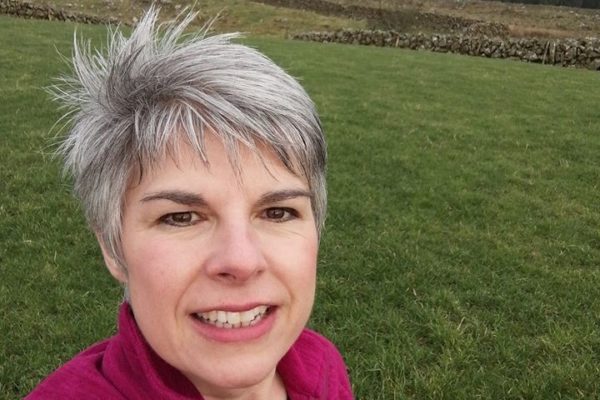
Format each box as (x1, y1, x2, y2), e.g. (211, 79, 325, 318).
(2, 13, 600, 399)
(22, 0, 367, 36)
(331, 0, 600, 38)
(24, 0, 600, 38)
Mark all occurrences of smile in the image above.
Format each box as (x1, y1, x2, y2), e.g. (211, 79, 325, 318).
(195, 305, 271, 329)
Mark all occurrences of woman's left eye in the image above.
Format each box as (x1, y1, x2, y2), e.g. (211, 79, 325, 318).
(159, 212, 201, 227)
(263, 207, 298, 222)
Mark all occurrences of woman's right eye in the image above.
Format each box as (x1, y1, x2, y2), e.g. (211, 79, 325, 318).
(159, 212, 202, 227)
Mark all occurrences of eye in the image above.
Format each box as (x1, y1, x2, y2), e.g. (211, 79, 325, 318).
(263, 207, 298, 222)
(160, 212, 202, 227)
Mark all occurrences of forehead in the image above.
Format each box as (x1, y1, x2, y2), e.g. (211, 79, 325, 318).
(128, 134, 308, 196)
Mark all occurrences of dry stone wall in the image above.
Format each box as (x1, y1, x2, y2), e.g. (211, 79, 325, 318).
(294, 29, 600, 70)
(0, 0, 119, 24)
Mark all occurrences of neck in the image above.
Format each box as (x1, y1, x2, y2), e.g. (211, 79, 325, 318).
(200, 371, 286, 400)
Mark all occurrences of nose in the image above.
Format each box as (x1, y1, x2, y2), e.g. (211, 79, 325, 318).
(204, 220, 266, 283)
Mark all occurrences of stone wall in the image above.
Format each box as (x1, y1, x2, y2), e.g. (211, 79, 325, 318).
(293, 29, 600, 70)
(254, 0, 509, 36)
(0, 0, 119, 24)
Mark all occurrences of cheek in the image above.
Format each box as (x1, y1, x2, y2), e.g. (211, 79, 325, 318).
(123, 236, 196, 298)
(294, 238, 318, 322)
(282, 234, 319, 291)
(303, 240, 319, 281)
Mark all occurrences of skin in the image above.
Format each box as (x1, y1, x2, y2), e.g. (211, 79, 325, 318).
(100, 135, 319, 400)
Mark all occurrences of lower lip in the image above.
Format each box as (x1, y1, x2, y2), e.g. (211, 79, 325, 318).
(190, 308, 277, 343)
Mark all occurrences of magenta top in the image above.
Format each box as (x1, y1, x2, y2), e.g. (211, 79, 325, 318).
(26, 303, 353, 399)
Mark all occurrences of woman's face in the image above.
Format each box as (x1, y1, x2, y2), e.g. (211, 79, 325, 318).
(102, 135, 318, 397)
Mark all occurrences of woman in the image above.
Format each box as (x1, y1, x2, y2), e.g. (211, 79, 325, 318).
(26, 7, 353, 400)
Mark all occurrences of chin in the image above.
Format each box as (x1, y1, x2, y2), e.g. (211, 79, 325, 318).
(184, 353, 281, 395)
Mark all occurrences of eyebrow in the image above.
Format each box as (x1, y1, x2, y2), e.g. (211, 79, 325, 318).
(140, 189, 312, 207)
(256, 189, 313, 208)
(140, 190, 208, 207)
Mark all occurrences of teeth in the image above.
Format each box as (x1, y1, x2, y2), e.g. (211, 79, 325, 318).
(228, 312, 241, 328)
(197, 305, 269, 328)
(217, 310, 226, 323)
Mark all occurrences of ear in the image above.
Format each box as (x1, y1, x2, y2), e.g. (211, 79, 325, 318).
(96, 234, 128, 284)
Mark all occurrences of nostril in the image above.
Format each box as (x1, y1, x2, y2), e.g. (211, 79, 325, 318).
(213, 267, 263, 282)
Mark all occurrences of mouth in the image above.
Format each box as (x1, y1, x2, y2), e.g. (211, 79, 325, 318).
(194, 305, 274, 329)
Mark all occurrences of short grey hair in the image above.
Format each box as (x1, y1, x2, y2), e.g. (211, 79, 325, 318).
(50, 7, 327, 268)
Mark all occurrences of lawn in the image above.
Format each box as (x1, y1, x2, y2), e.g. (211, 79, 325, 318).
(1, 14, 600, 400)
(32, 0, 366, 36)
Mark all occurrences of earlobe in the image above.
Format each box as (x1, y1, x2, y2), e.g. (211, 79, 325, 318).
(96, 234, 128, 284)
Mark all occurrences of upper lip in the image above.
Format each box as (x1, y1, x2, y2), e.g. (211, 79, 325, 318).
(191, 302, 274, 313)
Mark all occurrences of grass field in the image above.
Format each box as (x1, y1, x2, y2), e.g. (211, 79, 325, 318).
(37, 0, 366, 36)
(35, 0, 600, 38)
(2, 14, 600, 399)
(324, 0, 600, 38)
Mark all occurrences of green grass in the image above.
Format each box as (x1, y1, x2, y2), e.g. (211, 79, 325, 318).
(37, 0, 366, 36)
(2, 14, 600, 399)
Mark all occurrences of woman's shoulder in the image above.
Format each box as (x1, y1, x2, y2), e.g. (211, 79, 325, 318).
(294, 328, 339, 354)
(295, 328, 348, 367)
(281, 329, 354, 400)
(25, 339, 125, 400)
